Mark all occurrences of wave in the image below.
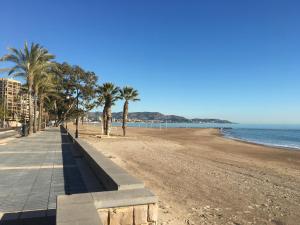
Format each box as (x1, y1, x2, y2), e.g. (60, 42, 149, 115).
(222, 132, 300, 150)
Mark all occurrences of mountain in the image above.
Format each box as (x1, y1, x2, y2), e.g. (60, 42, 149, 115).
(87, 111, 234, 124)
(190, 118, 233, 124)
(111, 112, 189, 122)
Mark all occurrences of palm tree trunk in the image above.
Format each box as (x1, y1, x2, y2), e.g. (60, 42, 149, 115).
(37, 102, 40, 131)
(106, 107, 112, 136)
(54, 100, 58, 126)
(122, 101, 128, 136)
(102, 107, 107, 135)
(38, 97, 43, 131)
(44, 113, 47, 129)
(33, 94, 38, 133)
(28, 87, 33, 135)
(100, 110, 104, 134)
(2, 97, 6, 128)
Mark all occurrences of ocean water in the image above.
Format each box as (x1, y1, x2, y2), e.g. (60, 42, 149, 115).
(108, 122, 300, 150)
(221, 126, 300, 150)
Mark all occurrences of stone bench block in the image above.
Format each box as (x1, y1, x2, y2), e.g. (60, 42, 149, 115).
(56, 194, 102, 225)
(92, 188, 157, 209)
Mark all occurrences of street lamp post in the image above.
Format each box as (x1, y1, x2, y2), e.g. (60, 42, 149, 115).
(64, 95, 70, 130)
(65, 116, 68, 129)
(75, 86, 79, 138)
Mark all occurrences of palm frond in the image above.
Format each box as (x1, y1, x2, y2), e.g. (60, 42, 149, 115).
(119, 86, 140, 101)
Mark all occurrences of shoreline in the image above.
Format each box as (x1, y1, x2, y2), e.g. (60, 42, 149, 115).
(218, 129, 300, 152)
(69, 124, 300, 225)
(101, 123, 300, 152)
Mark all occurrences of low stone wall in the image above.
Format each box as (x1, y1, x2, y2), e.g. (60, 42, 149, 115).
(57, 126, 158, 225)
(0, 128, 18, 139)
(98, 203, 158, 225)
(71, 135, 144, 191)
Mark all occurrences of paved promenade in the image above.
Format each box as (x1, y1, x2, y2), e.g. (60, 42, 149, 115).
(0, 128, 103, 225)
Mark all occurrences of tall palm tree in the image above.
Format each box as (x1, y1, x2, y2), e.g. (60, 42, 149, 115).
(32, 65, 58, 132)
(0, 42, 55, 134)
(97, 83, 120, 136)
(95, 95, 105, 134)
(37, 74, 57, 131)
(33, 72, 47, 132)
(120, 86, 140, 136)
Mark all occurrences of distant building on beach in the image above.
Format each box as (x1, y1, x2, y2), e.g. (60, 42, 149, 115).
(0, 78, 29, 124)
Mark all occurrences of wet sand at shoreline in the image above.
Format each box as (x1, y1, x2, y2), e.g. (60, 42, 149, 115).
(69, 124, 300, 225)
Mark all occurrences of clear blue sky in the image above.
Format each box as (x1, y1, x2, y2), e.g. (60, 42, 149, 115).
(0, 0, 299, 124)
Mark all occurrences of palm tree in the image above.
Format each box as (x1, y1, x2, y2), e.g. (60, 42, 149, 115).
(95, 95, 105, 134)
(120, 86, 140, 136)
(0, 42, 55, 134)
(33, 73, 47, 132)
(33, 65, 58, 132)
(97, 83, 120, 135)
(37, 74, 57, 131)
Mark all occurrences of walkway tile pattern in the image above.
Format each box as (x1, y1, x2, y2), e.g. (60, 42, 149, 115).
(0, 128, 103, 224)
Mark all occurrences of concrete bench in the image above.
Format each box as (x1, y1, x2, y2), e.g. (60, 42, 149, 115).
(57, 127, 158, 225)
(57, 193, 102, 225)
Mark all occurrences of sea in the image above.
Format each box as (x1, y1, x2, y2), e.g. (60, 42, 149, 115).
(107, 122, 300, 150)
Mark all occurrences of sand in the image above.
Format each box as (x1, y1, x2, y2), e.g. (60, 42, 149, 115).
(69, 124, 300, 225)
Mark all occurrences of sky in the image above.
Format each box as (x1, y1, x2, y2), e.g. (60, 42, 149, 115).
(0, 0, 300, 124)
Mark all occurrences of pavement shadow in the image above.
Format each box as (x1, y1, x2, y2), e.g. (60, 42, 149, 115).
(60, 127, 90, 195)
(0, 209, 55, 225)
(60, 126, 105, 194)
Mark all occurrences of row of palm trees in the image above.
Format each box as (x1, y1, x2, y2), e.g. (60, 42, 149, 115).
(97, 83, 140, 136)
(0, 42, 140, 136)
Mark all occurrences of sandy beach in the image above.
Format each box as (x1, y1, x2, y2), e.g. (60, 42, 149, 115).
(69, 124, 300, 225)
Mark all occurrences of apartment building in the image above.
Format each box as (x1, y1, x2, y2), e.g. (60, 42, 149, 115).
(0, 78, 29, 122)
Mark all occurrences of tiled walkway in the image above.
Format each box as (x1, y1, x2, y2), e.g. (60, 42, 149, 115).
(0, 128, 103, 225)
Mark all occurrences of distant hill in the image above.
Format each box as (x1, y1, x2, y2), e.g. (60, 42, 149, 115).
(111, 112, 189, 122)
(87, 111, 233, 124)
(190, 118, 233, 124)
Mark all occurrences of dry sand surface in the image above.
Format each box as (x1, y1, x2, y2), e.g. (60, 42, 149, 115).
(69, 124, 300, 225)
